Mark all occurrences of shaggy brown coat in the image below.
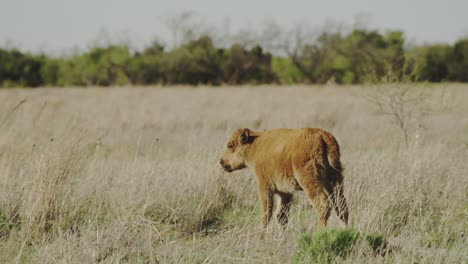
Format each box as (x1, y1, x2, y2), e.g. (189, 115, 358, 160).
(220, 128, 349, 232)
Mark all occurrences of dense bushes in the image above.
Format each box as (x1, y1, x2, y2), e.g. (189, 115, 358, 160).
(56, 45, 132, 86)
(1, 32, 467, 87)
(405, 38, 468, 82)
(294, 30, 405, 84)
(0, 49, 44, 87)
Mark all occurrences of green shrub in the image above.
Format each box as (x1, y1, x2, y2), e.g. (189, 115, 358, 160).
(448, 38, 468, 82)
(295, 30, 405, 84)
(0, 49, 44, 87)
(128, 42, 165, 84)
(40, 57, 61, 86)
(272, 57, 304, 84)
(162, 36, 223, 85)
(222, 44, 276, 84)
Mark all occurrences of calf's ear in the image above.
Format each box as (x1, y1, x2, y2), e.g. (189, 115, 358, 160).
(239, 128, 251, 144)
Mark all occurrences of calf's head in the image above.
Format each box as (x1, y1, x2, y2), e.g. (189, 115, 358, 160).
(220, 128, 254, 172)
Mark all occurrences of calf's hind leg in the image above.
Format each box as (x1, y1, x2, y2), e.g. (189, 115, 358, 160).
(331, 181, 349, 225)
(295, 166, 331, 228)
(276, 193, 293, 228)
(325, 172, 349, 225)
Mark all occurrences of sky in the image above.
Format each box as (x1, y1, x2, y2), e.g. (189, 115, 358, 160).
(1, 0, 468, 54)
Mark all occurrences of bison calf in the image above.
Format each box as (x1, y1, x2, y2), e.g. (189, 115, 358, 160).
(220, 128, 349, 233)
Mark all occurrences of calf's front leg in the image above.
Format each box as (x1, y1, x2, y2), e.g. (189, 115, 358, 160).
(257, 181, 273, 236)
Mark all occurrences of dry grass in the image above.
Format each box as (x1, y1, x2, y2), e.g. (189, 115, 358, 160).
(0, 84, 467, 263)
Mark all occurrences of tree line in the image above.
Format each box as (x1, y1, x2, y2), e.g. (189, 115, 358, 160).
(1, 29, 467, 87)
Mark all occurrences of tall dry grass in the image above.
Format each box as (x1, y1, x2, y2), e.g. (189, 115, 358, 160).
(0, 84, 467, 263)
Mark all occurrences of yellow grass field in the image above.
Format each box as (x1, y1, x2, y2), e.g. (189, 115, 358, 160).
(0, 84, 467, 263)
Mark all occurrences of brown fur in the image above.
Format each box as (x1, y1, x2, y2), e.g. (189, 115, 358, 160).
(220, 128, 349, 233)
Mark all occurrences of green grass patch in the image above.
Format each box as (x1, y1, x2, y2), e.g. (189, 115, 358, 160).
(294, 229, 392, 263)
(365, 233, 388, 254)
(294, 228, 359, 263)
(220, 207, 258, 227)
(423, 229, 460, 249)
(0, 210, 17, 239)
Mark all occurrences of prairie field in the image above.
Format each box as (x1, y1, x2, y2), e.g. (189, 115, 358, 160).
(0, 84, 467, 263)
